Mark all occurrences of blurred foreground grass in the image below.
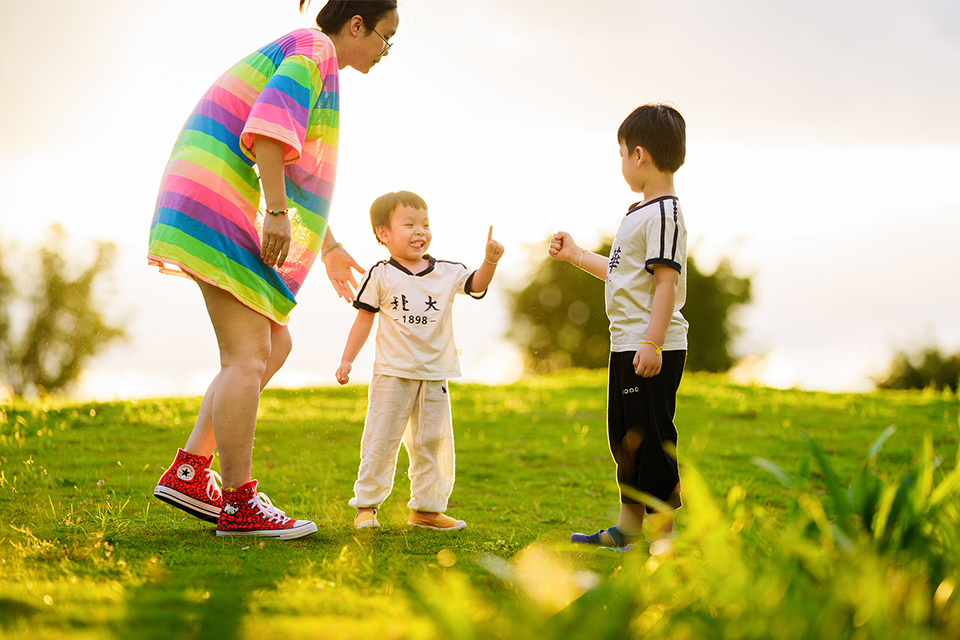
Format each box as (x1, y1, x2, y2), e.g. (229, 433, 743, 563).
(1, 370, 959, 639)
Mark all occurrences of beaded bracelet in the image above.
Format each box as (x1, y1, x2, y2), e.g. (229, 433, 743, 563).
(262, 206, 297, 216)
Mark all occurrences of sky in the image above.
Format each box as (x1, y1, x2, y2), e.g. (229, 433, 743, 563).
(1, 0, 959, 398)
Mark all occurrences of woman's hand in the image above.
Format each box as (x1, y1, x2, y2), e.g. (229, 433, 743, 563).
(261, 212, 292, 267)
(324, 245, 365, 302)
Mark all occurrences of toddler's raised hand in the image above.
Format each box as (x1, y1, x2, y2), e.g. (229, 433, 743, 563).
(485, 226, 504, 264)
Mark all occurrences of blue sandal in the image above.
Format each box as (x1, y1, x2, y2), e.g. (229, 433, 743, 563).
(570, 526, 641, 548)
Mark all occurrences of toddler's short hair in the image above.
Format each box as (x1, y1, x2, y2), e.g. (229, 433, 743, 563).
(617, 104, 686, 173)
(369, 190, 428, 245)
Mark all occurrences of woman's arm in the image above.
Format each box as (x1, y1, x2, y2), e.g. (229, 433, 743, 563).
(253, 135, 291, 268)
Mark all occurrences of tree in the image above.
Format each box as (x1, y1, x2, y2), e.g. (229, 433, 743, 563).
(507, 241, 612, 374)
(682, 256, 752, 372)
(875, 345, 960, 392)
(0, 242, 13, 353)
(507, 239, 751, 374)
(0, 225, 126, 397)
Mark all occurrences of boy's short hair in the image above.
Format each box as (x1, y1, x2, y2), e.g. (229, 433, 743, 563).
(617, 104, 686, 173)
(369, 190, 428, 245)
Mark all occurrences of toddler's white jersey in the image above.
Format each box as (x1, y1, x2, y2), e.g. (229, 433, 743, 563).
(354, 256, 484, 380)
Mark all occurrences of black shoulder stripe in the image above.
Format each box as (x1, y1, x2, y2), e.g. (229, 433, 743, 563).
(659, 200, 667, 260)
(355, 259, 389, 301)
(656, 199, 680, 262)
(670, 199, 679, 260)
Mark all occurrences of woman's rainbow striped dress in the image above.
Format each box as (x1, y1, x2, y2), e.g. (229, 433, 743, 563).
(148, 29, 339, 324)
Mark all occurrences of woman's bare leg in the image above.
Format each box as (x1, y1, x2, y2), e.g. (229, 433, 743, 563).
(187, 280, 293, 489)
(184, 322, 292, 458)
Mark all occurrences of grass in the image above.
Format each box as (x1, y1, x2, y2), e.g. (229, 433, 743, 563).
(1, 370, 959, 639)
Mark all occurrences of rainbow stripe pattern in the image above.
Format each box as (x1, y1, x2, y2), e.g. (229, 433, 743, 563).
(148, 29, 339, 324)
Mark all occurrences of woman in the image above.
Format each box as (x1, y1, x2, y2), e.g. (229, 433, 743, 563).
(149, 0, 400, 540)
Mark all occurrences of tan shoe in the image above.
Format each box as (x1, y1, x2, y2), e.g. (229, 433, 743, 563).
(407, 510, 466, 531)
(354, 509, 380, 529)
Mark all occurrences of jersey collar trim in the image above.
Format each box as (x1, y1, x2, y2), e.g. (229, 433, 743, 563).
(387, 255, 436, 277)
(626, 195, 678, 216)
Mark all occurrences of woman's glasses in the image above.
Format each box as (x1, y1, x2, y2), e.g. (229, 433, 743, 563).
(371, 27, 393, 56)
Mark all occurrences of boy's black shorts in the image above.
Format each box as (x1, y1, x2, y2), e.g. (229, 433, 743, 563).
(607, 349, 686, 512)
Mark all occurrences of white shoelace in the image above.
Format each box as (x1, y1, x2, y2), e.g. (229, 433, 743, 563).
(206, 469, 223, 501)
(250, 491, 290, 524)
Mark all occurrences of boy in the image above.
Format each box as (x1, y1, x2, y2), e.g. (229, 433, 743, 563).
(549, 104, 687, 553)
(336, 190, 504, 531)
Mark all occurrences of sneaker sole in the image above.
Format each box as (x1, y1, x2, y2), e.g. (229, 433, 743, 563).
(216, 520, 318, 541)
(408, 521, 467, 531)
(154, 485, 220, 523)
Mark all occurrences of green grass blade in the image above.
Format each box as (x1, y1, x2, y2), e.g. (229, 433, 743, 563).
(801, 430, 856, 539)
(867, 425, 897, 462)
(878, 472, 915, 551)
(751, 456, 792, 487)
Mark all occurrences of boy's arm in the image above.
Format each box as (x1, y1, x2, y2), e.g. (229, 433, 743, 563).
(335, 309, 376, 385)
(633, 265, 680, 378)
(548, 231, 608, 280)
(469, 226, 504, 294)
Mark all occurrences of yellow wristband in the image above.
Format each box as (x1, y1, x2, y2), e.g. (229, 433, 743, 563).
(641, 340, 662, 355)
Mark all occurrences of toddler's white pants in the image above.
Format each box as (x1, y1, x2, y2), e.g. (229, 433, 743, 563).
(349, 375, 455, 513)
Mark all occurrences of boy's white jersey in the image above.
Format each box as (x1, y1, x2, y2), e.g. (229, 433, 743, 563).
(605, 195, 688, 352)
(354, 256, 484, 380)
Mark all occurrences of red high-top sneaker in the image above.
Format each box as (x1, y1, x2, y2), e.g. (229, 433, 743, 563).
(216, 480, 317, 540)
(153, 449, 222, 523)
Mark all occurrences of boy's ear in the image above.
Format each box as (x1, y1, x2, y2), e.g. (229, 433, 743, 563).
(634, 146, 646, 166)
(375, 224, 389, 244)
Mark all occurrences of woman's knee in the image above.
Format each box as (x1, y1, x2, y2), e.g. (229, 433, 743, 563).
(198, 280, 273, 373)
(217, 327, 271, 376)
(221, 344, 271, 378)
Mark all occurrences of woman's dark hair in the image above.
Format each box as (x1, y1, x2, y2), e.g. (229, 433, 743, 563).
(370, 191, 427, 245)
(299, 0, 398, 33)
(617, 103, 686, 173)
